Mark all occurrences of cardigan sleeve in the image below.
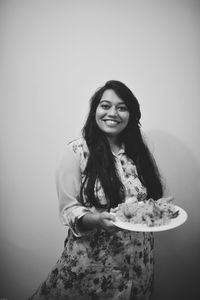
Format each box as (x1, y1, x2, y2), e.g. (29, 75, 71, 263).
(55, 146, 91, 237)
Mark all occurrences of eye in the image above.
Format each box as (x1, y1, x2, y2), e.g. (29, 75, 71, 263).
(118, 106, 128, 112)
(100, 104, 110, 110)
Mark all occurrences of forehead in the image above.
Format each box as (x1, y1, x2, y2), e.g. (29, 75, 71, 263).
(100, 89, 125, 105)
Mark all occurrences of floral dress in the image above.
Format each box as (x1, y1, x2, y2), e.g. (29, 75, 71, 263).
(29, 137, 154, 300)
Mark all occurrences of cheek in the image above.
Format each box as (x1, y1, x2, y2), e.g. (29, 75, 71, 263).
(95, 108, 104, 126)
(122, 112, 130, 126)
(95, 107, 106, 121)
(95, 108, 101, 122)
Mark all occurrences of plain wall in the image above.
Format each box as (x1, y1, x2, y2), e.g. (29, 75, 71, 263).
(0, 0, 200, 299)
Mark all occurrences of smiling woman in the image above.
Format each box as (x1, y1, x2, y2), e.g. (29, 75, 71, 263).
(28, 80, 164, 300)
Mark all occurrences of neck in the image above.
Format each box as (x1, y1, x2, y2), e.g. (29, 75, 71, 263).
(106, 135, 121, 154)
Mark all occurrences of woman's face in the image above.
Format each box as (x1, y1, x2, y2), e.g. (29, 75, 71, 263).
(95, 89, 130, 138)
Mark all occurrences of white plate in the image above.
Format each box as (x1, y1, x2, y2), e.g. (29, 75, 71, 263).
(111, 205, 188, 232)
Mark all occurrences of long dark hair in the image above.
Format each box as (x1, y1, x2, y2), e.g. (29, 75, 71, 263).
(81, 80, 163, 209)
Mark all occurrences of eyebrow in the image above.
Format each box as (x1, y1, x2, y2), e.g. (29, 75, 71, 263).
(100, 100, 126, 105)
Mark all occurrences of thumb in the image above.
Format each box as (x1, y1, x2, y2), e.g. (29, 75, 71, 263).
(159, 196, 174, 202)
(107, 212, 116, 221)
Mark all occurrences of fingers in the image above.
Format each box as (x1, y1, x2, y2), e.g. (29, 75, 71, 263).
(101, 212, 116, 221)
(158, 196, 174, 202)
(108, 213, 116, 222)
(163, 196, 174, 202)
(98, 212, 117, 232)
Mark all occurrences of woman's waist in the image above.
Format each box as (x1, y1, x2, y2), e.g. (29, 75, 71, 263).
(68, 227, 153, 249)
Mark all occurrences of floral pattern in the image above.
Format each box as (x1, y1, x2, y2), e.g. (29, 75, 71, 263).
(28, 138, 154, 300)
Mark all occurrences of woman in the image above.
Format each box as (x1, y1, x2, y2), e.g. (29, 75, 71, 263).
(29, 80, 163, 300)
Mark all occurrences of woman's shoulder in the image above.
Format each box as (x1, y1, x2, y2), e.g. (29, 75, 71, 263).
(67, 136, 89, 158)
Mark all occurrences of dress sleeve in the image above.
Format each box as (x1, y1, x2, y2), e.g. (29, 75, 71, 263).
(55, 146, 91, 237)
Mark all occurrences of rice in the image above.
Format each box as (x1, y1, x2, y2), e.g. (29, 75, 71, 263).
(111, 197, 178, 227)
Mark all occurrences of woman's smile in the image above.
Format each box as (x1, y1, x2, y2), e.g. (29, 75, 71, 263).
(103, 119, 120, 126)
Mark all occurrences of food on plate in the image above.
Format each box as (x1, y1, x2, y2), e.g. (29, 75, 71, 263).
(111, 197, 179, 227)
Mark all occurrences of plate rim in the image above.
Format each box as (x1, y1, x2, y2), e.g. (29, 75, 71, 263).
(111, 205, 188, 232)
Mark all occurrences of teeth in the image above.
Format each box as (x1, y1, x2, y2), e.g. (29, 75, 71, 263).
(105, 120, 119, 125)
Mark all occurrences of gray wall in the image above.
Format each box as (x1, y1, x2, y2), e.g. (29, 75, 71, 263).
(0, 0, 200, 299)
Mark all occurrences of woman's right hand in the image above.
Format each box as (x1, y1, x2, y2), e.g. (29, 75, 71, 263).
(95, 211, 117, 232)
(79, 211, 118, 233)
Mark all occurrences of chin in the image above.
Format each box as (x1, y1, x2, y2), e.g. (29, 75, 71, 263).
(105, 130, 121, 137)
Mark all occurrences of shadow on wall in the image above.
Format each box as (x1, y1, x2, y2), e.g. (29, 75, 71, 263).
(146, 130, 200, 300)
(0, 235, 49, 300)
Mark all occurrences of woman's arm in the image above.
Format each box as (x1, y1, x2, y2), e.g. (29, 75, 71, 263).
(56, 145, 117, 236)
(56, 146, 91, 237)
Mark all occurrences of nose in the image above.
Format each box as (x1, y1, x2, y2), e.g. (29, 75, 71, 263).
(108, 106, 118, 117)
